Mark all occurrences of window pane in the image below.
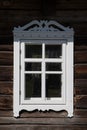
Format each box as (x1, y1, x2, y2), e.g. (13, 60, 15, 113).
(25, 74, 41, 98)
(45, 45, 62, 58)
(25, 63, 41, 71)
(25, 45, 42, 58)
(46, 74, 61, 97)
(46, 63, 61, 71)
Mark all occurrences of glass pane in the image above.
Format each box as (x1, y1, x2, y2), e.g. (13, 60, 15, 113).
(25, 74, 41, 98)
(25, 45, 42, 58)
(25, 62, 41, 71)
(46, 74, 61, 97)
(45, 45, 62, 58)
(46, 63, 61, 71)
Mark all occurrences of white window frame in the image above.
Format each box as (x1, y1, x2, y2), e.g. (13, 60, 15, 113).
(13, 20, 74, 117)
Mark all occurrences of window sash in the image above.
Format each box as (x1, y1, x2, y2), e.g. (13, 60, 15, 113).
(21, 42, 66, 104)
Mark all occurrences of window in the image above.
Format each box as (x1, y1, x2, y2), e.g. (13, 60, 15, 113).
(21, 42, 66, 104)
(13, 20, 74, 117)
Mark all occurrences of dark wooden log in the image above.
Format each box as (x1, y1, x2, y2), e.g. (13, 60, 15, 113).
(0, 0, 41, 10)
(0, 66, 13, 81)
(0, 52, 13, 65)
(75, 45, 87, 51)
(75, 51, 87, 63)
(75, 96, 87, 109)
(0, 110, 13, 117)
(0, 117, 87, 125)
(75, 79, 87, 87)
(75, 64, 87, 79)
(75, 109, 87, 118)
(0, 45, 13, 51)
(75, 86, 87, 95)
(75, 79, 87, 95)
(0, 96, 12, 110)
(0, 125, 87, 130)
(56, 0, 87, 10)
(0, 82, 13, 95)
(0, 0, 87, 10)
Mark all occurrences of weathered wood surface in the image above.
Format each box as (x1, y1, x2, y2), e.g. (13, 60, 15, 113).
(0, 117, 87, 125)
(75, 51, 87, 63)
(0, 96, 12, 110)
(75, 64, 87, 79)
(75, 45, 87, 51)
(0, 82, 13, 95)
(0, 66, 13, 81)
(0, 45, 13, 51)
(0, 0, 87, 10)
(0, 125, 87, 130)
(75, 79, 87, 95)
(0, 52, 13, 65)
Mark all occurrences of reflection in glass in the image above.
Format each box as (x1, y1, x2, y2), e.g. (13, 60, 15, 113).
(25, 62, 41, 71)
(46, 74, 61, 97)
(25, 74, 41, 98)
(25, 45, 42, 58)
(46, 63, 61, 71)
(45, 45, 62, 58)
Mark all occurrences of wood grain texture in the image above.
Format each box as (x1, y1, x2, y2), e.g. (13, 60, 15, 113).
(0, 96, 12, 110)
(75, 79, 87, 95)
(0, 66, 13, 81)
(75, 45, 87, 51)
(75, 96, 87, 109)
(0, 52, 13, 65)
(0, 82, 13, 95)
(0, 45, 13, 51)
(0, 117, 87, 125)
(0, 0, 87, 10)
(75, 64, 87, 79)
(0, 125, 87, 130)
(75, 51, 87, 63)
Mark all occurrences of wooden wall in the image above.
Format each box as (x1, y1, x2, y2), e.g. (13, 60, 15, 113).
(0, 0, 87, 129)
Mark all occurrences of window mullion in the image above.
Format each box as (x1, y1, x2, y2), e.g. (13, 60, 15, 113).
(42, 43, 45, 99)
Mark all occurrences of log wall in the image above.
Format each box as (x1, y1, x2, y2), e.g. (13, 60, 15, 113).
(0, 0, 87, 129)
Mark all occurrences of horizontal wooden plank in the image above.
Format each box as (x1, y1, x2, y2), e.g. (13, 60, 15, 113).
(0, 117, 87, 125)
(0, 0, 41, 10)
(0, 0, 87, 10)
(75, 109, 87, 118)
(0, 110, 13, 117)
(0, 11, 87, 23)
(0, 52, 13, 65)
(0, 95, 12, 110)
(75, 79, 87, 87)
(75, 51, 87, 63)
(0, 125, 87, 130)
(75, 64, 87, 79)
(0, 66, 13, 81)
(0, 82, 13, 95)
(75, 79, 87, 95)
(75, 86, 87, 95)
(0, 45, 13, 51)
(75, 45, 87, 51)
(56, 0, 87, 10)
(75, 95, 87, 109)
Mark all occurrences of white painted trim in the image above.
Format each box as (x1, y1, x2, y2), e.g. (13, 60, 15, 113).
(13, 20, 74, 117)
